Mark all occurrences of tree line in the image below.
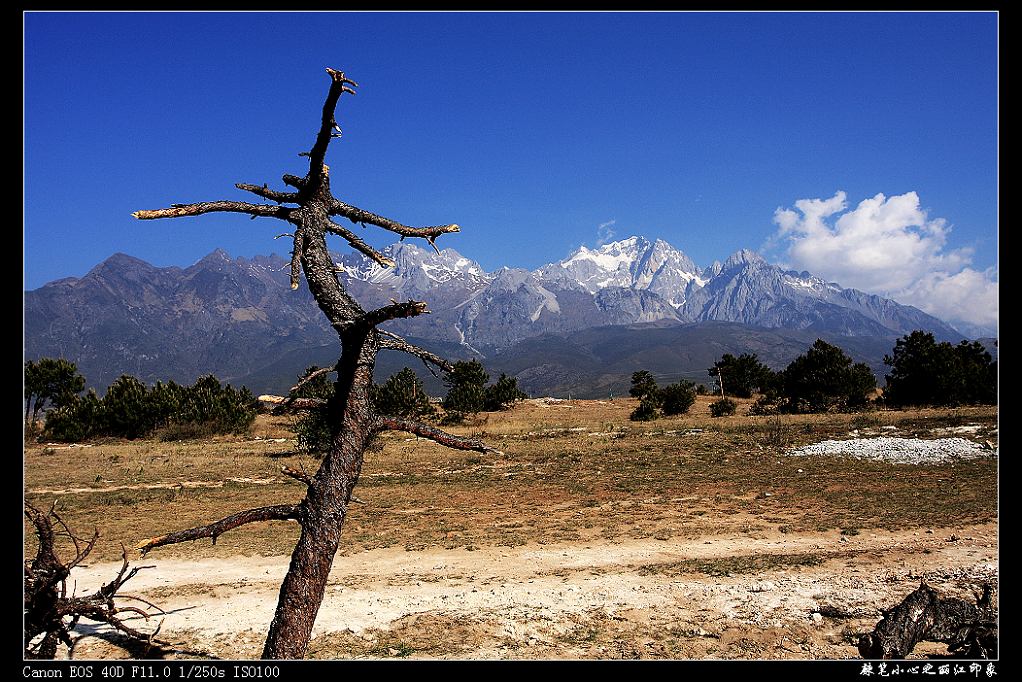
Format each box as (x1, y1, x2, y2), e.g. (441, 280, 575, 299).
(25, 361, 259, 442)
(628, 331, 997, 421)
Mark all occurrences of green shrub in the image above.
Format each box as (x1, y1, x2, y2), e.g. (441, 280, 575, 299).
(372, 368, 437, 420)
(747, 395, 779, 416)
(709, 397, 737, 417)
(484, 373, 527, 411)
(630, 394, 662, 421)
(661, 380, 696, 416)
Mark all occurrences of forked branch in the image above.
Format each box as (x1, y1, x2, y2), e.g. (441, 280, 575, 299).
(328, 198, 461, 253)
(325, 219, 396, 267)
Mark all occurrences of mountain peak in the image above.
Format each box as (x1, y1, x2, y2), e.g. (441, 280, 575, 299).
(544, 235, 701, 300)
(86, 252, 158, 279)
(723, 249, 766, 268)
(335, 240, 488, 291)
(200, 247, 232, 261)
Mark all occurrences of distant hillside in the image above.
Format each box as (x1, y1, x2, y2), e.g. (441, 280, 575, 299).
(25, 237, 975, 395)
(233, 321, 901, 399)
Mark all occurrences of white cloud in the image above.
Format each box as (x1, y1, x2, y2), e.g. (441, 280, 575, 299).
(771, 191, 997, 331)
(596, 220, 616, 247)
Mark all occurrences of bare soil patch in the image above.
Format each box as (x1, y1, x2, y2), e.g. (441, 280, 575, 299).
(25, 401, 997, 659)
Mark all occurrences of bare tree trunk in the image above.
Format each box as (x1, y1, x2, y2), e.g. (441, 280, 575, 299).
(262, 331, 378, 658)
(133, 68, 498, 659)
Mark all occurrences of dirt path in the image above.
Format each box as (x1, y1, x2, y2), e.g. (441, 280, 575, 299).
(66, 522, 997, 660)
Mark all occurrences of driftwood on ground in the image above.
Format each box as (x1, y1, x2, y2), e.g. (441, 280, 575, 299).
(858, 582, 997, 659)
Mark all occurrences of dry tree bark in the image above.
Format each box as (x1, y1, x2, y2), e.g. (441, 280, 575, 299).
(132, 68, 498, 659)
(24, 503, 164, 659)
(858, 582, 997, 659)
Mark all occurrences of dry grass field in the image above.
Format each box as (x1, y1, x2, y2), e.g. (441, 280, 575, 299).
(24, 395, 998, 660)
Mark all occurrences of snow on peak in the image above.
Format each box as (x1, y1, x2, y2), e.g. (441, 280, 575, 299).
(543, 235, 703, 296)
(335, 241, 489, 288)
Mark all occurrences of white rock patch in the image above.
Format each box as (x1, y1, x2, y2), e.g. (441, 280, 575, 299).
(787, 436, 995, 465)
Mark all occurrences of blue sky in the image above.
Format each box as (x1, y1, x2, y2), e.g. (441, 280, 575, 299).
(24, 11, 998, 331)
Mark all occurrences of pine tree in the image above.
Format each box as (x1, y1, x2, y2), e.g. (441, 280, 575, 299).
(629, 370, 660, 400)
(780, 339, 876, 413)
(708, 353, 775, 399)
(373, 367, 437, 420)
(442, 359, 489, 423)
(484, 373, 527, 411)
(661, 380, 696, 416)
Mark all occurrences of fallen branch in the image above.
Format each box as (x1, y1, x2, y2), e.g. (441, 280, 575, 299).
(858, 582, 997, 659)
(24, 504, 164, 659)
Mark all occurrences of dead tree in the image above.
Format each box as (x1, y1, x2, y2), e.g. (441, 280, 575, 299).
(24, 503, 164, 659)
(132, 68, 497, 659)
(858, 582, 997, 659)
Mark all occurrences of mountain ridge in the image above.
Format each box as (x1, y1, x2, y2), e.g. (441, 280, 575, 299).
(25, 236, 979, 393)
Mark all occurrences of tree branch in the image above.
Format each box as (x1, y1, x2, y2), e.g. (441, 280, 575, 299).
(132, 201, 293, 221)
(378, 331, 454, 375)
(288, 367, 335, 396)
(282, 174, 306, 190)
(325, 219, 396, 267)
(260, 395, 327, 414)
(337, 298, 429, 333)
(858, 582, 998, 659)
(306, 68, 358, 188)
(136, 504, 302, 556)
(378, 417, 500, 454)
(236, 183, 300, 204)
(281, 466, 313, 486)
(328, 199, 460, 253)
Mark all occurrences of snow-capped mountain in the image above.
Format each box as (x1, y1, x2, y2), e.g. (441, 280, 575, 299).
(335, 242, 489, 295)
(535, 236, 705, 307)
(25, 235, 969, 392)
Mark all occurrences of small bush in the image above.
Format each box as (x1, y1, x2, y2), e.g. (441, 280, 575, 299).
(661, 381, 696, 416)
(748, 395, 779, 416)
(630, 394, 662, 421)
(709, 397, 737, 417)
(484, 373, 527, 411)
